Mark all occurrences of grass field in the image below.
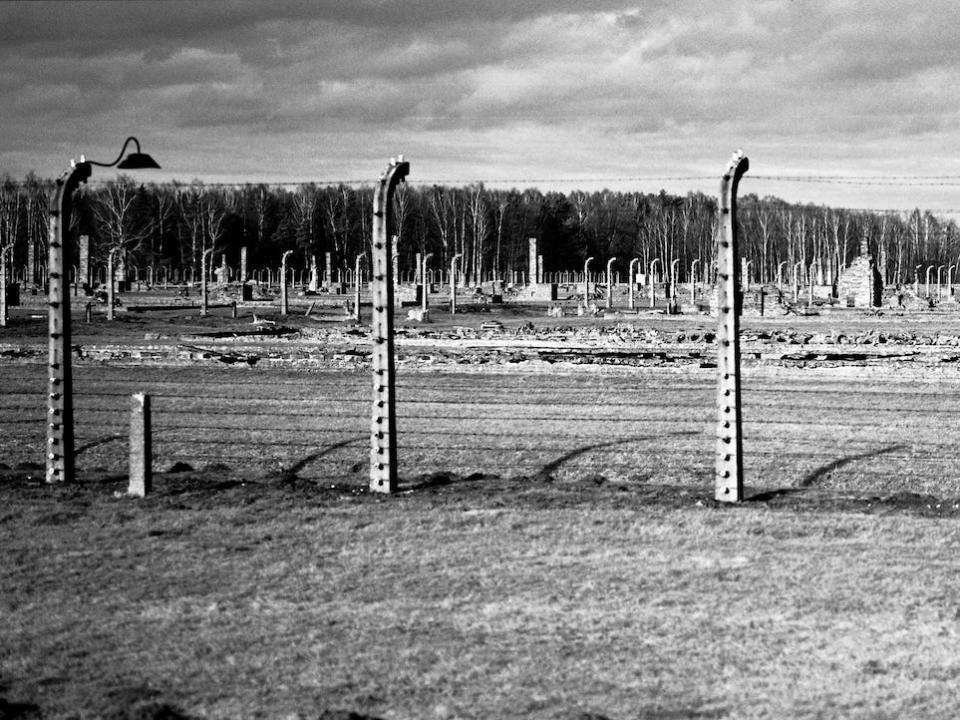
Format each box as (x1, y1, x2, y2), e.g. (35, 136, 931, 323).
(4, 304, 960, 719)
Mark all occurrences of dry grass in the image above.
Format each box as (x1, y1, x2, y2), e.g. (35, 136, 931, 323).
(5, 307, 960, 718)
(3, 474, 960, 719)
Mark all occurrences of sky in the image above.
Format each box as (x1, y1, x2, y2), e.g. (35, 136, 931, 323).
(2, 0, 960, 213)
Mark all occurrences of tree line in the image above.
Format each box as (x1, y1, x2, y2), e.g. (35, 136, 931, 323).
(1, 173, 959, 286)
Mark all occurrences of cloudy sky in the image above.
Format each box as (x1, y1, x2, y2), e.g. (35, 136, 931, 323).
(2, 0, 960, 211)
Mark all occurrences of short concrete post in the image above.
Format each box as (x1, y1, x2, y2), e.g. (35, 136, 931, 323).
(128, 393, 151, 497)
(231, 301, 237, 319)
(914, 265, 921, 296)
(280, 250, 293, 316)
(938, 265, 945, 301)
(716, 150, 748, 503)
(606, 257, 616, 309)
(628, 258, 640, 310)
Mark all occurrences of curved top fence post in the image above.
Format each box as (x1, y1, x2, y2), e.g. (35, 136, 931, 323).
(716, 149, 749, 503)
(370, 156, 410, 494)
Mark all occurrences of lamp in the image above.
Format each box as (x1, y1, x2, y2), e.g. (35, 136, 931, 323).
(47, 136, 160, 484)
(84, 136, 161, 170)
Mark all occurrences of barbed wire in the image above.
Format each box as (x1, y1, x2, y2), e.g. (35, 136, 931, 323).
(4, 365, 960, 485)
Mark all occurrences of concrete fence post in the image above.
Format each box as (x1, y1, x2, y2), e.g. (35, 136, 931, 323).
(354, 254, 363, 322)
(370, 156, 409, 494)
(107, 248, 120, 321)
(628, 258, 640, 310)
(715, 149, 748, 503)
(450, 253, 462, 314)
(606, 257, 616, 309)
(421, 253, 433, 311)
(0, 243, 10, 327)
(649, 258, 662, 309)
(528, 238, 537, 285)
(200, 248, 213, 317)
(926, 265, 934, 299)
(47, 163, 90, 483)
(690, 258, 701, 304)
(583, 257, 594, 305)
(280, 250, 293, 316)
(128, 393, 151, 497)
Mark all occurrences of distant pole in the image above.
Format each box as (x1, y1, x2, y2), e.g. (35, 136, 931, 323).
(280, 250, 293, 316)
(354, 253, 363, 322)
(605, 257, 616, 309)
(649, 258, 662, 308)
(200, 248, 213, 317)
(628, 257, 640, 310)
(421, 252, 433, 311)
(0, 243, 11, 327)
(690, 258, 701, 304)
(926, 264, 934, 299)
(450, 253, 462, 314)
(715, 149, 749, 503)
(107, 248, 119, 321)
(583, 257, 594, 306)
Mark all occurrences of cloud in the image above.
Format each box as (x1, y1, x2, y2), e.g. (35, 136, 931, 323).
(2, 0, 960, 211)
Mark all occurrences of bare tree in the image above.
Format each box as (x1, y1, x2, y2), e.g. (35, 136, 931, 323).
(92, 178, 155, 283)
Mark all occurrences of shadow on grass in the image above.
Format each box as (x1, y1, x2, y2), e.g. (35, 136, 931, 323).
(748, 443, 908, 502)
(539, 431, 699, 477)
(285, 435, 366, 475)
(75, 434, 126, 455)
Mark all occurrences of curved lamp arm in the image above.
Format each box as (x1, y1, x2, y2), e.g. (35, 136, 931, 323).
(85, 137, 161, 170)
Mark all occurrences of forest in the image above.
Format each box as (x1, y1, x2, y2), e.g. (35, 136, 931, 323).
(1, 173, 959, 288)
